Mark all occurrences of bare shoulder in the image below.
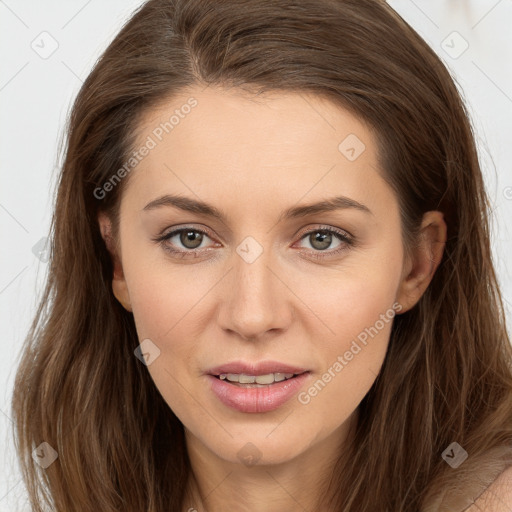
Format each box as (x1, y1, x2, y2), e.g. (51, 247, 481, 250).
(465, 465, 512, 511)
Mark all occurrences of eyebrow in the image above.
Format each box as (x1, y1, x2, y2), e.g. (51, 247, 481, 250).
(142, 193, 373, 222)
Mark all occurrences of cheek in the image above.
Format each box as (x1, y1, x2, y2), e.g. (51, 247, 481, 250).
(291, 244, 402, 352)
(127, 269, 198, 340)
(290, 250, 402, 425)
(122, 242, 224, 342)
(123, 261, 208, 424)
(296, 280, 398, 427)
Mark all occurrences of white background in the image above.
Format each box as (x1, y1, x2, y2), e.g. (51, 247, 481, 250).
(1, 1, 511, 510)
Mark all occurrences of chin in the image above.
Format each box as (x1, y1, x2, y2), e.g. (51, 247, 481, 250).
(201, 429, 312, 467)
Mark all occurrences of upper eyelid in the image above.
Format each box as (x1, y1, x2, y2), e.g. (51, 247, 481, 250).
(159, 225, 216, 241)
(295, 224, 353, 240)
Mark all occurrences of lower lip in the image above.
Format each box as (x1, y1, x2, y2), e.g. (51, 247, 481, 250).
(206, 373, 311, 413)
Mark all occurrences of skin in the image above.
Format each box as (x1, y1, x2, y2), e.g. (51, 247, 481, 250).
(99, 85, 447, 511)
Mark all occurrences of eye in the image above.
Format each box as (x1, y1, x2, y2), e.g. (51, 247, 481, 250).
(169, 229, 207, 250)
(153, 224, 354, 260)
(294, 226, 354, 259)
(154, 226, 219, 258)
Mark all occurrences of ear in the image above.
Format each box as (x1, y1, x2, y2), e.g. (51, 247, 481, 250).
(98, 212, 132, 312)
(395, 211, 447, 314)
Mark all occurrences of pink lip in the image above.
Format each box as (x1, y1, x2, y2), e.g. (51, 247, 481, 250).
(206, 372, 311, 413)
(205, 360, 309, 376)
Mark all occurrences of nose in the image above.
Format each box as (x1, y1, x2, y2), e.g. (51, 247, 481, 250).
(217, 244, 293, 341)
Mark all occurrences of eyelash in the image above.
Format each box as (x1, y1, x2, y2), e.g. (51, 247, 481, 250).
(153, 225, 355, 260)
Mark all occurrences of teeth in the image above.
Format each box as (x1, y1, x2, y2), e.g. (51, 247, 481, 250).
(219, 372, 295, 384)
(253, 374, 274, 385)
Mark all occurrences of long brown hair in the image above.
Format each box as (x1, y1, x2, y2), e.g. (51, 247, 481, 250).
(11, 0, 512, 510)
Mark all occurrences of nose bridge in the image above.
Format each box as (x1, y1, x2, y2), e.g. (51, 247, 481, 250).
(219, 234, 291, 339)
(234, 239, 273, 300)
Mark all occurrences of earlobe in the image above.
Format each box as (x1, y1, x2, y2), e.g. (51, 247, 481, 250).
(395, 211, 447, 314)
(112, 279, 133, 312)
(97, 212, 133, 312)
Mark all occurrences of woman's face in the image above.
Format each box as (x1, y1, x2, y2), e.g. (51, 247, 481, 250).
(107, 85, 415, 467)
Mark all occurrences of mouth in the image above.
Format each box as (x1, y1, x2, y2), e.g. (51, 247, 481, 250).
(206, 360, 310, 379)
(206, 366, 312, 413)
(212, 372, 308, 387)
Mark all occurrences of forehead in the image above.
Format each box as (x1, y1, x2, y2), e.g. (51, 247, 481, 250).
(134, 84, 373, 162)
(123, 85, 391, 216)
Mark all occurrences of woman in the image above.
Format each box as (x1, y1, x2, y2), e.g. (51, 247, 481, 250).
(11, 0, 512, 510)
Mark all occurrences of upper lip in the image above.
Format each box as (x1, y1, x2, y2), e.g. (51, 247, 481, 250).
(206, 360, 310, 376)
